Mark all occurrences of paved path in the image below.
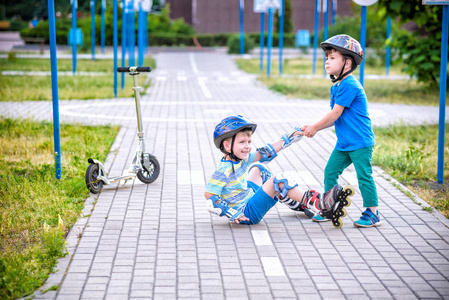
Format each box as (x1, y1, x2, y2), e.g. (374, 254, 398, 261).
(2, 51, 449, 299)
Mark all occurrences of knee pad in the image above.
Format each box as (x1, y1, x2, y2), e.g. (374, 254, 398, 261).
(257, 143, 278, 163)
(273, 173, 299, 198)
(206, 195, 245, 221)
(249, 163, 272, 184)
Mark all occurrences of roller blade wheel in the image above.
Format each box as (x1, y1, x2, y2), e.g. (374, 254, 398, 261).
(85, 163, 103, 194)
(137, 154, 160, 184)
(331, 186, 354, 228)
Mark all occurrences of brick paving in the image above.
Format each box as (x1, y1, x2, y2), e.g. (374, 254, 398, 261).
(2, 51, 449, 299)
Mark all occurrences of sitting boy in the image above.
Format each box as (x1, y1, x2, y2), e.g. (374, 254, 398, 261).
(204, 115, 354, 227)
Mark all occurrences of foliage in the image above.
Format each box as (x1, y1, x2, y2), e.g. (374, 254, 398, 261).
(19, 4, 195, 47)
(377, 0, 448, 87)
(0, 118, 119, 299)
(275, 0, 293, 33)
(227, 34, 256, 54)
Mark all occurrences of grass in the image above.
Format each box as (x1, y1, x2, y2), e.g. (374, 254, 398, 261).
(235, 57, 449, 218)
(235, 57, 445, 106)
(0, 55, 156, 101)
(0, 118, 119, 299)
(373, 124, 449, 218)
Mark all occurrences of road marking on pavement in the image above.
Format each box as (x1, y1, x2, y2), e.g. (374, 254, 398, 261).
(177, 170, 204, 185)
(251, 230, 273, 246)
(189, 53, 198, 73)
(197, 77, 212, 99)
(261, 257, 286, 277)
(296, 171, 321, 186)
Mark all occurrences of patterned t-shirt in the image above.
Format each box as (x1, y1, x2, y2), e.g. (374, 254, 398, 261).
(206, 152, 256, 207)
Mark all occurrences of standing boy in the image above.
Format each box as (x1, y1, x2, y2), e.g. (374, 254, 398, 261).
(205, 115, 354, 227)
(300, 34, 381, 228)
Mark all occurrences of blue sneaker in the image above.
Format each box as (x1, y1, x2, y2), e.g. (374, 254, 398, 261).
(354, 208, 382, 228)
(312, 213, 331, 222)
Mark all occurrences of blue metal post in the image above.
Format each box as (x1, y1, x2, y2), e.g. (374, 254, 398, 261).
(386, 16, 391, 76)
(91, 0, 96, 60)
(359, 5, 367, 86)
(279, 0, 284, 76)
(267, 7, 273, 77)
(312, 0, 320, 75)
(127, 0, 135, 66)
(239, 0, 244, 54)
(323, 0, 329, 76)
(113, 0, 118, 97)
(332, 0, 337, 25)
(72, 0, 77, 74)
(48, 0, 61, 179)
(437, 5, 449, 184)
(121, 0, 126, 89)
(138, 2, 144, 66)
(101, 0, 106, 54)
(259, 12, 265, 72)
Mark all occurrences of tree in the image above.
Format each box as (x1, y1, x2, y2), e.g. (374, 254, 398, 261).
(275, 0, 293, 34)
(377, 0, 447, 87)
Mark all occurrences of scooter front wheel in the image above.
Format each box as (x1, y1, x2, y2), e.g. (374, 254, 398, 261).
(85, 163, 104, 194)
(137, 154, 160, 184)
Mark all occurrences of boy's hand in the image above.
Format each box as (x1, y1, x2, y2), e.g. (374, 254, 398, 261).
(233, 214, 249, 224)
(300, 125, 318, 138)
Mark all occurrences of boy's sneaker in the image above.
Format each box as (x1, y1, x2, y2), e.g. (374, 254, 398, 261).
(312, 214, 331, 222)
(353, 208, 382, 228)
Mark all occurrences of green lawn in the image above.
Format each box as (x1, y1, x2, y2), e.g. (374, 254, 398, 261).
(0, 118, 119, 299)
(0, 56, 155, 101)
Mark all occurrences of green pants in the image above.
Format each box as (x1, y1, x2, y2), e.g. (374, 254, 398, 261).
(324, 146, 378, 208)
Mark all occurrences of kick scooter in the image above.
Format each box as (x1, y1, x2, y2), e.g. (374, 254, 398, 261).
(85, 66, 160, 194)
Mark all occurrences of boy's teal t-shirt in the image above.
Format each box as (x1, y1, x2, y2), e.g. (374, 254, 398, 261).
(330, 75, 375, 151)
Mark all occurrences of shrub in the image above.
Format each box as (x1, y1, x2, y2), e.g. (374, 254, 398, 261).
(227, 34, 256, 54)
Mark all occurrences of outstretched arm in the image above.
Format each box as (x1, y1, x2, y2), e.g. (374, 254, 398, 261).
(300, 104, 344, 138)
(254, 127, 303, 163)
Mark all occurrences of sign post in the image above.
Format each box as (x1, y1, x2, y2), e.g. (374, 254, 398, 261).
(352, 0, 378, 86)
(423, 0, 449, 183)
(71, 0, 77, 74)
(121, 0, 127, 89)
(323, 0, 329, 76)
(239, 0, 245, 54)
(254, 0, 267, 72)
(91, 0, 96, 60)
(113, 0, 118, 97)
(386, 16, 391, 75)
(312, 0, 320, 75)
(101, 0, 106, 54)
(48, 0, 62, 179)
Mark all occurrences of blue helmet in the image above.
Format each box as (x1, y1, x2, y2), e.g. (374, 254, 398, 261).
(213, 115, 257, 149)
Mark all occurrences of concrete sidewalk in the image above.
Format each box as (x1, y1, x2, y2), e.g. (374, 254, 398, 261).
(2, 51, 449, 299)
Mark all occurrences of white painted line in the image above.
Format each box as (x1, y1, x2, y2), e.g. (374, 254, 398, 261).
(177, 170, 204, 185)
(177, 75, 187, 81)
(156, 76, 167, 81)
(296, 171, 321, 186)
(177, 170, 191, 185)
(251, 230, 273, 246)
(190, 170, 205, 185)
(189, 53, 198, 74)
(197, 77, 212, 99)
(341, 170, 358, 186)
(261, 257, 286, 277)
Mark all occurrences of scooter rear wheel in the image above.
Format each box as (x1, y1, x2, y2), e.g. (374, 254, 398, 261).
(137, 154, 160, 184)
(86, 163, 103, 194)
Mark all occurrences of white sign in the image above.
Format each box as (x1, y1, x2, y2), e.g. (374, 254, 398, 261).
(253, 0, 281, 13)
(352, 0, 378, 6)
(423, 0, 449, 4)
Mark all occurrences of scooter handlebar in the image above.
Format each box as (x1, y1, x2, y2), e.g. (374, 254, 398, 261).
(117, 66, 152, 73)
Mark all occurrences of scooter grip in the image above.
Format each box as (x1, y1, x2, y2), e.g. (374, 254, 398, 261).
(117, 67, 130, 72)
(136, 66, 152, 72)
(116, 67, 152, 72)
